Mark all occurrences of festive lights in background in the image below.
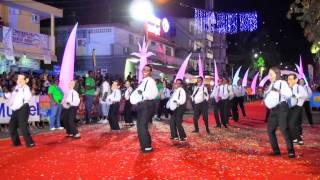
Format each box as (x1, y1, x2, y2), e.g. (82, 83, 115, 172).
(239, 12, 258, 32)
(194, 8, 258, 34)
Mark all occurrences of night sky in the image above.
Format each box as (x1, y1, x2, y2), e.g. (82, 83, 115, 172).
(37, 0, 312, 65)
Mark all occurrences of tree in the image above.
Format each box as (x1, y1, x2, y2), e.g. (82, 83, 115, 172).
(287, 0, 320, 54)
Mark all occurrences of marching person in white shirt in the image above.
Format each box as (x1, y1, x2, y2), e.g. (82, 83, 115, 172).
(106, 80, 122, 131)
(299, 79, 314, 126)
(210, 79, 224, 128)
(233, 79, 247, 122)
(98, 77, 111, 124)
(124, 80, 134, 126)
(218, 78, 231, 128)
(287, 74, 308, 145)
(62, 80, 81, 139)
(227, 79, 235, 123)
(167, 79, 187, 142)
(264, 67, 295, 158)
(130, 64, 158, 153)
(191, 76, 210, 134)
(8, 74, 35, 148)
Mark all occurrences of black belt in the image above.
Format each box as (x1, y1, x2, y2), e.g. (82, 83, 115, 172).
(271, 101, 287, 111)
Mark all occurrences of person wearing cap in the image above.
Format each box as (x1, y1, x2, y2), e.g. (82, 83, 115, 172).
(8, 74, 35, 147)
(48, 78, 64, 130)
(62, 80, 81, 139)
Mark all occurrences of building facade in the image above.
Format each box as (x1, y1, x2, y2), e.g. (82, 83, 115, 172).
(0, 0, 62, 73)
(55, 23, 184, 79)
(171, 17, 228, 76)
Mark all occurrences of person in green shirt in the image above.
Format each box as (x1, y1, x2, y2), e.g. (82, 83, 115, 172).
(48, 78, 64, 130)
(85, 71, 95, 124)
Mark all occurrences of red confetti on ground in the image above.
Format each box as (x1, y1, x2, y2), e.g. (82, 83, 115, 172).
(0, 101, 319, 179)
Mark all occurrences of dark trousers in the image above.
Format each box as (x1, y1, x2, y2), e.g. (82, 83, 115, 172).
(212, 100, 224, 127)
(303, 101, 313, 125)
(9, 104, 34, 146)
(85, 95, 94, 123)
(193, 101, 210, 132)
(267, 103, 294, 154)
(124, 100, 133, 123)
(288, 106, 303, 141)
(108, 102, 120, 130)
(231, 98, 239, 121)
(238, 96, 246, 116)
(158, 98, 169, 118)
(265, 108, 270, 122)
(170, 106, 186, 139)
(136, 100, 154, 149)
(62, 106, 79, 135)
(219, 99, 229, 127)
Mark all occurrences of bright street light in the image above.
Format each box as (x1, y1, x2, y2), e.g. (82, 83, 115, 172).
(254, 53, 258, 58)
(130, 0, 154, 21)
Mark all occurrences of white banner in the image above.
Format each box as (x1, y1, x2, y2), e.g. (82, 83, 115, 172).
(2, 27, 15, 60)
(0, 96, 40, 124)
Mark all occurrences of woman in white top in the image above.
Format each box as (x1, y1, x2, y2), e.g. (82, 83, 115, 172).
(8, 74, 35, 147)
(264, 67, 295, 158)
(107, 80, 121, 131)
(124, 80, 134, 126)
(63, 80, 81, 139)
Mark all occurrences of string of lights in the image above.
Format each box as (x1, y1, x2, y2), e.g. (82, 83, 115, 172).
(194, 8, 258, 34)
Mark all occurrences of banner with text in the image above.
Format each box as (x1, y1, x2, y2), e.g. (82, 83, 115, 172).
(0, 96, 40, 124)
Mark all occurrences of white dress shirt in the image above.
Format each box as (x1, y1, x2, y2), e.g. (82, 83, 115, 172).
(304, 85, 312, 101)
(107, 89, 121, 104)
(66, 89, 80, 107)
(138, 77, 158, 100)
(124, 87, 133, 101)
(290, 84, 308, 107)
(233, 85, 246, 97)
(169, 87, 186, 105)
(192, 85, 209, 104)
(219, 84, 230, 100)
(210, 86, 220, 102)
(160, 87, 171, 100)
(227, 85, 235, 100)
(264, 80, 292, 109)
(99, 81, 111, 104)
(9, 85, 32, 111)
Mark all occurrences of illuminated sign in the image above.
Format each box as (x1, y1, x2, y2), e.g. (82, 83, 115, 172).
(146, 16, 170, 36)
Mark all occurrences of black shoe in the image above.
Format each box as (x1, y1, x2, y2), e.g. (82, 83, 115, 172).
(26, 143, 35, 148)
(269, 152, 281, 156)
(191, 130, 199, 133)
(216, 125, 221, 128)
(223, 125, 228, 128)
(12, 143, 22, 147)
(206, 130, 211, 134)
(288, 153, 296, 158)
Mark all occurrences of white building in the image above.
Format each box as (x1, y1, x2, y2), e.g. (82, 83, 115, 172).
(55, 23, 184, 79)
(172, 17, 228, 76)
(0, 0, 62, 73)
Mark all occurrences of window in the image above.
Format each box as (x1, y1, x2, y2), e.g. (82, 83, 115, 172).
(9, 8, 20, 15)
(31, 14, 40, 24)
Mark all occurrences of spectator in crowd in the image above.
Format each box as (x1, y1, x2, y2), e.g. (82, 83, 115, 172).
(84, 71, 95, 124)
(47, 78, 64, 131)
